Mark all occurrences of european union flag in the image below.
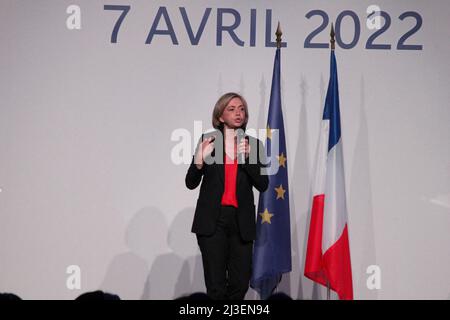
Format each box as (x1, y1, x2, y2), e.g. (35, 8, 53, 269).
(250, 47, 291, 299)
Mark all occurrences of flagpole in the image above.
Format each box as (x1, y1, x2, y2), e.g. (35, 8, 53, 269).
(327, 281, 331, 300)
(251, 20, 291, 300)
(325, 23, 335, 301)
(274, 23, 282, 299)
(274, 22, 284, 298)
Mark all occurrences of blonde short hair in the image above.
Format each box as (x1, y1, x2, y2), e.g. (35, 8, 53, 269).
(212, 92, 249, 130)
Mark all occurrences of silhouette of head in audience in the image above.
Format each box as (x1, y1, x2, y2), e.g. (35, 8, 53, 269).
(75, 290, 120, 300)
(0, 293, 22, 300)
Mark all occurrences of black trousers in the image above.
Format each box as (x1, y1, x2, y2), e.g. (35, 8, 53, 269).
(197, 206, 253, 300)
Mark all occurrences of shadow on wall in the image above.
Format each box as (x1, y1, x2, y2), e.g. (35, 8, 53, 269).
(348, 76, 378, 299)
(288, 75, 312, 300)
(290, 75, 326, 300)
(141, 207, 204, 300)
(100, 206, 168, 299)
(100, 205, 203, 299)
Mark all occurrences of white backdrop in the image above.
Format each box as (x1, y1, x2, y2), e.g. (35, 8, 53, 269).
(0, 0, 449, 299)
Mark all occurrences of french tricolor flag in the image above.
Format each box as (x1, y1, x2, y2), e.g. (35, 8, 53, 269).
(304, 50, 353, 300)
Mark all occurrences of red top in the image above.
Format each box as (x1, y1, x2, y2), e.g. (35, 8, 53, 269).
(221, 153, 238, 208)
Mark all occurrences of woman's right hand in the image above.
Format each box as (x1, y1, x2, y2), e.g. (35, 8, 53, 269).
(194, 136, 215, 169)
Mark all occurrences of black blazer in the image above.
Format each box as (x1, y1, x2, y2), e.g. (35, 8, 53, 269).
(185, 130, 269, 242)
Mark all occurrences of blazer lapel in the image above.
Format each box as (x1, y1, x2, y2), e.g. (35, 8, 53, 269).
(215, 139, 225, 185)
(216, 162, 224, 185)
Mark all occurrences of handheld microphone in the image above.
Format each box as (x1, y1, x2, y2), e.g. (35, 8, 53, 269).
(236, 130, 246, 164)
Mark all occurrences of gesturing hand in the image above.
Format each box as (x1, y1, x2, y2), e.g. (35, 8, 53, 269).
(195, 136, 215, 169)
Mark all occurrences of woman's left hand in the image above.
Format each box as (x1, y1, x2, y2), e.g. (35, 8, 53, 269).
(238, 139, 251, 159)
